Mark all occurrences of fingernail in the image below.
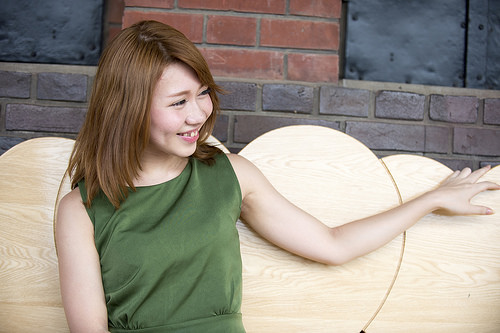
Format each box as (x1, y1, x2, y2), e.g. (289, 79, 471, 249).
(486, 208, 494, 215)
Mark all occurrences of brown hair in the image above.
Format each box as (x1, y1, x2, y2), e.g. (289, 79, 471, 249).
(68, 20, 222, 208)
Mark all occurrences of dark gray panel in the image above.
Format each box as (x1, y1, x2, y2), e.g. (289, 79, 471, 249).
(345, 0, 467, 87)
(466, 0, 489, 88)
(483, 0, 500, 89)
(0, 0, 103, 65)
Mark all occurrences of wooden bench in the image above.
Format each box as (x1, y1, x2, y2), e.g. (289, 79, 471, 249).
(1, 125, 499, 332)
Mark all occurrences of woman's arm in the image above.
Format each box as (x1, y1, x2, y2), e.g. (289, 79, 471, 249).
(228, 154, 500, 266)
(55, 188, 110, 333)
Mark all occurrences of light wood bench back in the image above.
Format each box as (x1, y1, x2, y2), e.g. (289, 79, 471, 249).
(0, 137, 73, 332)
(0, 126, 498, 332)
(237, 125, 500, 332)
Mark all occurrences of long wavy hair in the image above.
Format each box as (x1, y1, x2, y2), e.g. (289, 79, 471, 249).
(68, 20, 222, 208)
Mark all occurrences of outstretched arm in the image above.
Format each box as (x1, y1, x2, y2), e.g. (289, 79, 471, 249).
(228, 154, 500, 266)
(55, 188, 110, 333)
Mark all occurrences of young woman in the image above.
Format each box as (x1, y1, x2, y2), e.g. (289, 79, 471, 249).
(55, 20, 499, 333)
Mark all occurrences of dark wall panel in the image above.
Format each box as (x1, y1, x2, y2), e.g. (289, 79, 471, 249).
(344, 0, 499, 90)
(345, 0, 467, 87)
(0, 0, 103, 65)
(467, 0, 500, 89)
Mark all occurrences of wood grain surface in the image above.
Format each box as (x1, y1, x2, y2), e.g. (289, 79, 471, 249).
(1, 127, 498, 332)
(374, 155, 500, 332)
(238, 125, 404, 332)
(0, 137, 73, 332)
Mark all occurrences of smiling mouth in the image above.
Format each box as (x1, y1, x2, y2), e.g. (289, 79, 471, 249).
(177, 130, 199, 137)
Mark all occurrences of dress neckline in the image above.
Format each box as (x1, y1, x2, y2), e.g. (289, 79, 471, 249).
(133, 158, 192, 189)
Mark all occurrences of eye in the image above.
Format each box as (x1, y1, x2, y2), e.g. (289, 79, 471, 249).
(199, 87, 211, 96)
(170, 99, 186, 107)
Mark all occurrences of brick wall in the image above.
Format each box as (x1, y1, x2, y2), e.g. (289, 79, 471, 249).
(1, 0, 499, 170)
(0, 63, 94, 154)
(103, 0, 125, 46)
(122, 0, 340, 82)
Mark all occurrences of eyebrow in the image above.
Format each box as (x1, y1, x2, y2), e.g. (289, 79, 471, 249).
(165, 85, 206, 98)
(166, 90, 190, 98)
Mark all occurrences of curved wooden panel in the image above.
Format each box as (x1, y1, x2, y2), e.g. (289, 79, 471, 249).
(205, 135, 230, 154)
(4, 130, 497, 332)
(238, 125, 404, 332)
(377, 155, 500, 332)
(0, 137, 74, 332)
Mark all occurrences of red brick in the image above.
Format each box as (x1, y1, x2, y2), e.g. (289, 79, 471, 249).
(107, 25, 123, 45)
(108, 0, 125, 23)
(261, 19, 339, 50)
(178, 0, 286, 14)
(288, 53, 338, 82)
(200, 48, 284, 80)
(207, 16, 256, 46)
(289, 0, 341, 19)
(122, 11, 203, 42)
(125, 0, 174, 8)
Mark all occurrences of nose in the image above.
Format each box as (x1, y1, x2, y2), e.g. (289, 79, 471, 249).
(186, 99, 211, 125)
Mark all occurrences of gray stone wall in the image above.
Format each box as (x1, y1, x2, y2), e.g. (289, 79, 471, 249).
(1, 62, 499, 170)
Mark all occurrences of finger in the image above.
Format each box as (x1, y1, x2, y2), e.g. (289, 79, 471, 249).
(466, 165, 492, 183)
(469, 205, 495, 215)
(477, 180, 500, 191)
(448, 170, 461, 179)
(466, 182, 500, 200)
(456, 167, 472, 179)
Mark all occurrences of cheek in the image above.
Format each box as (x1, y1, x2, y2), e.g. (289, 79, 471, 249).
(203, 98, 214, 117)
(150, 109, 184, 133)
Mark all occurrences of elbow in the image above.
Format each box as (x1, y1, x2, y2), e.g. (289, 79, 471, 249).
(321, 254, 353, 266)
(320, 227, 359, 266)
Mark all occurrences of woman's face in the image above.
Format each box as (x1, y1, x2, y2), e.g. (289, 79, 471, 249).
(146, 62, 213, 159)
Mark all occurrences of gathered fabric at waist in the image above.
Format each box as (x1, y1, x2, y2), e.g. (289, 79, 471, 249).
(109, 313, 245, 333)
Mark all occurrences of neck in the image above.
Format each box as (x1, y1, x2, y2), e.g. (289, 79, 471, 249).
(134, 152, 189, 187)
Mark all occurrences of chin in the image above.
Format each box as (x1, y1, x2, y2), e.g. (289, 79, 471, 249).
(176, 144, 198, 158)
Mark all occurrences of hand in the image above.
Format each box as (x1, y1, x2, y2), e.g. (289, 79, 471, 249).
(430, 165, 500, 216)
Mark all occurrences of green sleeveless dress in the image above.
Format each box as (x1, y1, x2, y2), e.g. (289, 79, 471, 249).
(78, 153, 245, 332)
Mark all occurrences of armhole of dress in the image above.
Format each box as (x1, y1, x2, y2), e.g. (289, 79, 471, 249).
(77, 181, 96, 226)
(221, 153, 243, 211)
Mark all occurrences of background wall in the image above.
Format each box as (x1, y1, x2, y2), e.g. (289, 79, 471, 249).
(0, 0, 499, 170)
(0, 0, 103, 65)
(344, 0, 500, 90)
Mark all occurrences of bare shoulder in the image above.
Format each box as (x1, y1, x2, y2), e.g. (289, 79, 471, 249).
(57, 188, 88, 224)
(225, 153, 275, 200)
(59, 187, 85, 210)
(226, 152, 260, 177)
(226, 153, 255, 174)
(55, 187, 93, 245)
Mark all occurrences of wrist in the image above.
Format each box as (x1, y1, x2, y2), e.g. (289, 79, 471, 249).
(411, 189, 443, 215)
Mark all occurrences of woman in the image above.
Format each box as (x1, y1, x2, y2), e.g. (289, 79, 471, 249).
(56, 20, 499, 332)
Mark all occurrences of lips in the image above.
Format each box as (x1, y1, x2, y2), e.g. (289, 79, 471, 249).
(177, 129, 199, 143)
